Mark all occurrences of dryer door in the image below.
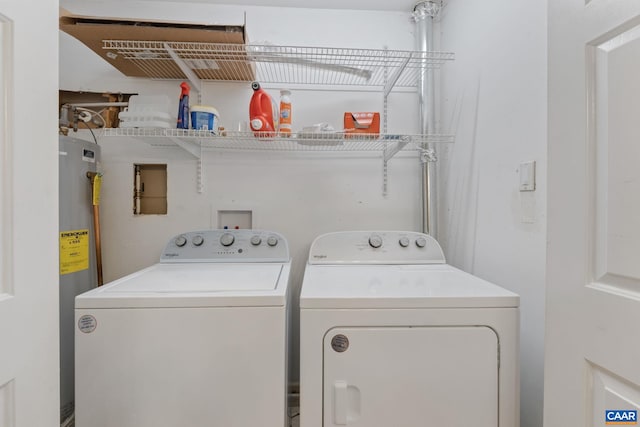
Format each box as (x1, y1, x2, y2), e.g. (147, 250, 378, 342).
(323, 326, 498, 427)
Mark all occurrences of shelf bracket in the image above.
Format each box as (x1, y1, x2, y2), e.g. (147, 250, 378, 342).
(382, 136, 412, 197)
(163, 43, 202, 96)
(167, 136, 204, 193)
(168, 136, 201, 159)
(383, 136, 412, 162)
(383, 54, 412, 97)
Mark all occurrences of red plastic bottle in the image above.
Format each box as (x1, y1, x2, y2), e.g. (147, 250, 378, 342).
(249, 82, 279, 138)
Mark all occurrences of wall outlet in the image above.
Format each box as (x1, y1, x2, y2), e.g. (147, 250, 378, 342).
(217, 210, 252, 229)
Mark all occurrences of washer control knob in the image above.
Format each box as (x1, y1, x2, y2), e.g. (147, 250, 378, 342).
(174, 236, 187, 247)
(250, 235, 262, 246)
(220, 233, 235, 247)
(399, 237, 410, 247)
(415, 237, 427, 248)
(369, 234, 383, 248)
(267, 236, 279, 247)
(192, 235, 204, 246)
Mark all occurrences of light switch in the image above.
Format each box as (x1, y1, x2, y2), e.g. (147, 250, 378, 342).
(519, 161, 536, 192)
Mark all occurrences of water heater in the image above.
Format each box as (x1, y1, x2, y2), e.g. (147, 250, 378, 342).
(58, 135, 100, 422)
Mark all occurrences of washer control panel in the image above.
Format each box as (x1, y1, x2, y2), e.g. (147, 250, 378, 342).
(308, 231, 445, 265)
(160, 230, 289, 263)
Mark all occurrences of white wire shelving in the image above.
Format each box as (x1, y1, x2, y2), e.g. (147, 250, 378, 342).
(98, 41, 455, 193)
(101, 41, 454, 90)
(102, 128, 453, 157)
(100, 128, 452, 194)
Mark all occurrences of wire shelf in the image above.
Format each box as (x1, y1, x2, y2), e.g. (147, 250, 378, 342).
(101, 128, 453, 152)
(102, 41, 454, 87)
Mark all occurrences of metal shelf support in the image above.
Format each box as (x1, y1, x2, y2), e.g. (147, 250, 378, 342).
(167, 136, 201, 158)
(383, 54, 413, 97)
(197, 155, 204, 194)
(383, 136, 412, 162)
(167, 136, 203, 193)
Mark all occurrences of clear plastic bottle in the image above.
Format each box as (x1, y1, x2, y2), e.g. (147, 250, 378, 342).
(279, 89, 292, 137)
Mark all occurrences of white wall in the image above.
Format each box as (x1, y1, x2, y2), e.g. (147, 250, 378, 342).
(59, 0, 423, 384)
(438, 2, 547, 427)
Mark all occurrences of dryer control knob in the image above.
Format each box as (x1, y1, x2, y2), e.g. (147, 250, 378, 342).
(220, 233, 235, 247)
(192, 235, 204, 246)
(415, 237, 427, 248)
(250, 235, 262, 246)
(369, 234, 383, 248)
(174, 236, 187, 247)
(399, 237, 410, 247)
(267, 236, 279, 247)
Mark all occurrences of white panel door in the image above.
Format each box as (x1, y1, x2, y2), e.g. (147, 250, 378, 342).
(547, 1, 640, 426)
(0, 0, 59, 426)
(323, 326, 498, 427)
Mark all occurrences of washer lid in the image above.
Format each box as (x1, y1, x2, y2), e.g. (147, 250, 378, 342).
(300, 264, 519, 309)
(76, 263, 289, 308)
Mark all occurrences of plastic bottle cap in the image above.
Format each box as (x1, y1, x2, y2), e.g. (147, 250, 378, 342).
(251, 119, 263, 130)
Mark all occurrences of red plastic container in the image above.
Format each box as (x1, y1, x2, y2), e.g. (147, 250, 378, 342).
(249, 82, 279, 138)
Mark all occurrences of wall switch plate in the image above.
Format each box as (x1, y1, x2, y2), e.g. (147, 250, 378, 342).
(519, 161, 536, 192)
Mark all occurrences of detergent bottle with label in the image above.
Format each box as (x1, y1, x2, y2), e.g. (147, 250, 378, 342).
(249, 82, 278, 138)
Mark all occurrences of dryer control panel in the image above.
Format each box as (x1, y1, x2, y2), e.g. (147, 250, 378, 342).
(308, 231, 445, 265)
(160, 230, 289, 263)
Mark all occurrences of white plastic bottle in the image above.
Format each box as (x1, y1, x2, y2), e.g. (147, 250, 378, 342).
(279, 89, 292, 137)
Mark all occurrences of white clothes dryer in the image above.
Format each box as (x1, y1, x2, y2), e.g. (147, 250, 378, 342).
(75, 229, 291, 427)
(299, 231, 519, 427)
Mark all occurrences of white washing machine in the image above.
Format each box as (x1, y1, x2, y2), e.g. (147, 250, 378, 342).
(75, 229, 291, 427)
(300, 231, 520, 427)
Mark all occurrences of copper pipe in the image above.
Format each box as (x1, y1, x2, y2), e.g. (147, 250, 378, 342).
(86, 172, 104, 286)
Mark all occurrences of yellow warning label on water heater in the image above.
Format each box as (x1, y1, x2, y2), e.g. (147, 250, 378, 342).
(60, 229, 89, 275)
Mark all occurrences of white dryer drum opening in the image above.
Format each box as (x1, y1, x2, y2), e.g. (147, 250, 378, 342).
(323, 326, 498, 427)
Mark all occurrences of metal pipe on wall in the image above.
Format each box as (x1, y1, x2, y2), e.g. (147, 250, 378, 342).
(87, 172, 104, 286)
(413, 1, 439, 237)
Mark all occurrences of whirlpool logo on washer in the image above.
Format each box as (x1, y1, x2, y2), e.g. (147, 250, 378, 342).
(78, 315, 97, 333)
